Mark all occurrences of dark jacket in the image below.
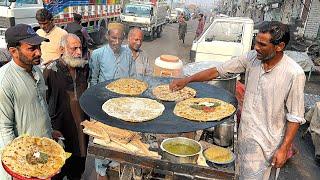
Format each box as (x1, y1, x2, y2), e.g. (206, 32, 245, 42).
(65, 22, 85, 48)
(43, 59, 89, 157)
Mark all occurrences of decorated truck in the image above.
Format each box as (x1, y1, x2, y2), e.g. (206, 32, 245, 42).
(0, 0, 121, 48)
(120, 0, 167, 40)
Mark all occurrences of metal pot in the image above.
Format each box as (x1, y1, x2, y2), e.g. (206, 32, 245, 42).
(213, 120, 235, 147)
(183, 61, 239, 94)
(207, 74, 239, 95)
(160, 137, 202, 164)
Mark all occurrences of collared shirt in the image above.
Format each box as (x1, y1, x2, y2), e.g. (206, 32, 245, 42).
(0, 61, 52, 178)
(37, 26, 68, 64)
(90, 44, 135, 85)
(125, 45, 153, 76)
(217, 50, 306, 178)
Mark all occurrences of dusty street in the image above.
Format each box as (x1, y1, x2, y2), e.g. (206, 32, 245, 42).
(83, 19, 320, 179)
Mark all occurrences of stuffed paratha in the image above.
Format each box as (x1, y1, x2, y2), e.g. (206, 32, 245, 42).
(152, 84, 196, 101)
(106, 78, 148, 95)
(1, 135, 66, 179)
(173, 98, 236, 121)
(102, 97, 165, 122)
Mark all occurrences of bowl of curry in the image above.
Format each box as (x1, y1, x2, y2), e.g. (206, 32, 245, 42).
(160, 137, 202, 164)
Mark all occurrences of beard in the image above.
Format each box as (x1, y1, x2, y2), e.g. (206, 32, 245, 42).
(62, 54, 87, 68)
(257, 51, 276, 62)
(18, 50, 41, 65)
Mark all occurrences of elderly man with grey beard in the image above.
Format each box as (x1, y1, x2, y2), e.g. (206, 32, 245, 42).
(43, 33, 89, 180)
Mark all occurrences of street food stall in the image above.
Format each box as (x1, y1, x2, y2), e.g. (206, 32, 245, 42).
(79, 72, 239, 179)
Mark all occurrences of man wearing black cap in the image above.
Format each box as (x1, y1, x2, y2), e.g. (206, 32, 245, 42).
(0, 24, 53, 178)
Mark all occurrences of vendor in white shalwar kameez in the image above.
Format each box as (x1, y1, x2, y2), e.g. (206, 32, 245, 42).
(169, 21, 306, 179)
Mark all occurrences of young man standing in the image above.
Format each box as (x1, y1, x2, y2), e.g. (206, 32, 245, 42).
(36, 8, 68, 65)
(0, 24, 53, 179)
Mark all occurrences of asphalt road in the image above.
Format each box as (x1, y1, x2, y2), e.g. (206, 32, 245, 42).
(140, 19, 200, 65)
(82, 19, 320, 179)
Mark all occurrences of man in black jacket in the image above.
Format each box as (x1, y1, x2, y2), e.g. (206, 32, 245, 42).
(65, 13, 94, 59)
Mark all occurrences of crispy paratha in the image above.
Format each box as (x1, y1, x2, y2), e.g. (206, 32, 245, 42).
(102, 97, 165, 122)
(1, 135, 66, 179)
(152, 84, 196, 101)
(173, 98, 236, 121)
(106, 78, 148, 95)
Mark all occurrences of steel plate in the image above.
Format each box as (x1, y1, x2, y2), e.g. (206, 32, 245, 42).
(79, 76, 237, 134)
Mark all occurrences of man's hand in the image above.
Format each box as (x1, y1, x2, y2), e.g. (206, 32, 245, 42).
(52, 130, 63, 141)
(169, 78, 190, 91)
(271, 145, 289, 168)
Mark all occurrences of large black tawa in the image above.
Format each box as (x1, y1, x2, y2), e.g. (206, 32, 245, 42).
(79, 76, 237, 134)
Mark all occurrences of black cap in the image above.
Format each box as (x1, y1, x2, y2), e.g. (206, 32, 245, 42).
(5, 24, 49, 45)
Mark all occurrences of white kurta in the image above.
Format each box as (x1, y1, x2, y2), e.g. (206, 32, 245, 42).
(217, 50, 306, 179)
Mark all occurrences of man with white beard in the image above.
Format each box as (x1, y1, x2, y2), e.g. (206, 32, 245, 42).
(43, 33, 89, 180)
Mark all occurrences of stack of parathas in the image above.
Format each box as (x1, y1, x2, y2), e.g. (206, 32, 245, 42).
(106, 78, 148, 95)
(152, 84, 196, 101)
(1, 135, 66, 179)
(102, 97, 165, 122)
(174, 98, 236, 121)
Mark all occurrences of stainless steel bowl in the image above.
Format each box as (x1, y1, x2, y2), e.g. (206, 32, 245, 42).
(160, 137, 202, 164)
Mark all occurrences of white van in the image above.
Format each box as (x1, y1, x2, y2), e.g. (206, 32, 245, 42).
(190, 17, 254, 62)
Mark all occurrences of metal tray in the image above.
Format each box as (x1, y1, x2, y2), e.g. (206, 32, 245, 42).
(79, 76, 237, 134)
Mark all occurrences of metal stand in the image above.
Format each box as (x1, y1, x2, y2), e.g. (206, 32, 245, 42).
(88, 140, 235, 179)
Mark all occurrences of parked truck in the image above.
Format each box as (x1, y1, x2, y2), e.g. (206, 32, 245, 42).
(120, 0, 167, 40)
(0, 0, 122, 49)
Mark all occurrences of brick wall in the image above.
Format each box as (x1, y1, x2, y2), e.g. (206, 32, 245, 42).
(304, 0, 320, 39)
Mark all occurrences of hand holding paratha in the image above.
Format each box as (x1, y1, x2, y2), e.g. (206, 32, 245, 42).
(169, 78, 190, 92)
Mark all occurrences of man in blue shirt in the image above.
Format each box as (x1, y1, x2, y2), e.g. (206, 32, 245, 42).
(90, 22, 134, 86)
(90, 22, 135, 180)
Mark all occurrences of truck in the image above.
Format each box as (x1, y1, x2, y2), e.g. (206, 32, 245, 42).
(120, 0, 167, 40)
(0, 0, 122, 49)
(190, 17, 254, 62)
